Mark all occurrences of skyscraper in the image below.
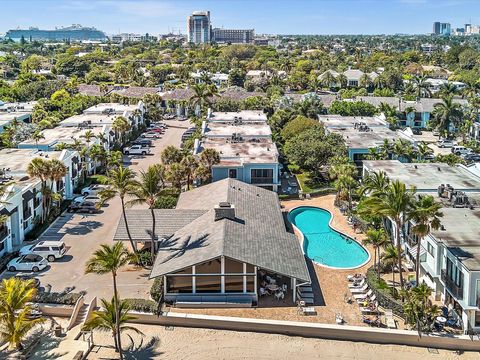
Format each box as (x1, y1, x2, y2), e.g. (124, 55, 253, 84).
(433, 22, 451, 35)
(187, 11, 211, 44)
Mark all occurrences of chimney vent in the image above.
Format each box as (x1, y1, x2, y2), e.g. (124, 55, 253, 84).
(214, 202, 235, 221)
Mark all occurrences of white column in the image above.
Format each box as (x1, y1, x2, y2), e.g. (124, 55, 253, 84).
(254, 266, 258, 294)
(292, 278, 297, 303)
(163, 275, 167, 295)
(243, 263, 247, 293)
(221, 256, 225, 293)
(192, 265, 196, 294)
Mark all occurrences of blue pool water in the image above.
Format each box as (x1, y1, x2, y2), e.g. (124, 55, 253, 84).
(288, 206, 369, 269)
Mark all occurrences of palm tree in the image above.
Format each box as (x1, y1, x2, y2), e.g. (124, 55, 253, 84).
(80, 129, 96, 147)
(189, 83, 218, 116)
(46, 159, 67, 217)
(27, 157, 49, 223)
(98, 166, 139, 253)
(82, 298, 143, 352)
(112, 116, 131, 145)
(320, 71, 337, 89)
(0, 277, 45, 350)
(198, 148, 220, 181)
(85, 243, 132, 358)
(31, 130, 45, 147)
(362, 180, 415, 289)
(166, 162, 186, 190)
(431, 95, 463, 139)
(382, 244, 400, 288)
(363, 228, 388, 277)
(180, 155, 199, 190)
(329, 162, 357, 210)
(439, 83, 457, 98)
(127, 165, 165, 258)
(160, 145, 184, 166)
(416, 142, 433, 160)
(392, 139, 415, 162)
(409, 195, 443, 284)
(336, 73, 348, 89)
(411, 75, 431, 98)
(359, 73, 372, 89)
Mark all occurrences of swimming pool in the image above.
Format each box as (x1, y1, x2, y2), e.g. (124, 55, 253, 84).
(288, 206, 370, 269)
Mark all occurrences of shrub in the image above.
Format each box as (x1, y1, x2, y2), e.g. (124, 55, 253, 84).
(125, 298, 158, 314)
(150, 277, 164, 302)
(34, 292, 81, 305)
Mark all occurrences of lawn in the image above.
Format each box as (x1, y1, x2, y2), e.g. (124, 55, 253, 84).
(296, 172, 334, 195)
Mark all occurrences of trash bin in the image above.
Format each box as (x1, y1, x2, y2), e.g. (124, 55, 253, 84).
(54, 325, 62, 337)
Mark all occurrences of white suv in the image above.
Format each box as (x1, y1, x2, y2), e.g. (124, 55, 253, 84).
(19, 241, 67, 262)
(451, 146, 471, 156)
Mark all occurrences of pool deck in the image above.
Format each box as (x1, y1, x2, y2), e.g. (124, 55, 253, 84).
(166, 195, 375, 327)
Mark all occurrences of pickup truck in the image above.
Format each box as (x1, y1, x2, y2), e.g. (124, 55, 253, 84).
(123, 145, 151, 155)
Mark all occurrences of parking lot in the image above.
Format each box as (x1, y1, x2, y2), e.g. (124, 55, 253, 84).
(1, 119, 189, 301)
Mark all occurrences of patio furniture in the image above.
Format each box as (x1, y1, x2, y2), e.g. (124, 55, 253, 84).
(350, 284, 368, 294)
(259, 287, 270, 297)
(266, 276, 276, 285)
(266, 284, 279, 292)
(300, 306, 317, 315)
(281, 284, 288, 292)
(335, 313, 344, 324)
(357, 294, 376, 305)
(348, 279, 366, 289)
(353, 289, 373, 300)
(436, 316, 447, 325)
(347, 274, 363, 282)
(306, 194, 311, 200)
(385, 309, 397, 329)
(360, 307, 380, 315)
(275, 290, 285, 301)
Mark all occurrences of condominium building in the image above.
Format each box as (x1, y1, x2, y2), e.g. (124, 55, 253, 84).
(433, 22, 451, 35)
(212, 28, 254, 44)
(187, 11, 211, 44)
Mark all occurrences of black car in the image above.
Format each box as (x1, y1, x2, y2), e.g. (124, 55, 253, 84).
(132, 139, 153, 147)
(68, 201, 99, 214)
(412, 128, 422, 135)
(464, 153, 480, 162)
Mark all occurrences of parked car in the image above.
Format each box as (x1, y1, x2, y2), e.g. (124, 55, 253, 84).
(437, 139, 454, 148)
(123, 145, 151, 155)
(81, 184, 105, 196)
(148, 128, 164, 134)
(424, 154, 435, 161)
(73, 195, 100, 204)
(463, 153, 480, 162)
(8, 254, 48, 272)
(141, 132, 160, 139)
(412, 128, 422, 135)
(451, 146, 471, 156)
(132, 139, 153, 147)
(19, 241, 67, 262)
(14, 274, 40, 288)
(68, 201, 99, 214)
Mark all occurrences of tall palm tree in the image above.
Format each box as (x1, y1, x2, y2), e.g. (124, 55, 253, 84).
(439, 83, 457, 98)
(336, 73, 348, 89)
(329, 161, 357, 210)
(411, 75, 431, 98)
(320, 71, 337, 89)
(27, 157, 50, 223)
(31, 130, 45, 147)
(112, 116, 131, 145)
(409, 195, 443, 284)
(0, 277, 45, 350)
(416, 142, 433, 160)
(382, 244, 400, 288)
(85, 243, 132, 359)
(363, 228, 388, 277)
(362, 180, 415, 289)
(127, 165, 165, 258)
(82, 298, 143, 352)
(198, 148, 220, 181)
(359, 73, 372, 89)
(189, 83, 218, 116)
(180, 155, 199, 190)
(392, 139, 415, 162)
(46, 159, 67, 217)
(160, 145, 184, 166)
(166, 162, 185, 190)
(431, 95, 463, 139)
(98, 166, 139, 253)
(80, 129, 96, 147)
(359, 171, 390, 196)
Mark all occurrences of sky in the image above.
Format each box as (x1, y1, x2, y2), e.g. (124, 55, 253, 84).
(1, 0, 480, 36)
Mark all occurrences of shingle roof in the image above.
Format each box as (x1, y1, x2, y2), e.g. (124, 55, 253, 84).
(148, 179, 310, 282)
(114, 209, 206, 241)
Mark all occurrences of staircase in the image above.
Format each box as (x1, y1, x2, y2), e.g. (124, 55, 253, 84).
(72, 304, 89, 329)
(297, 284, 314, 305)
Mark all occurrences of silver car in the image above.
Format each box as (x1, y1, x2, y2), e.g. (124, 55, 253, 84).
(8, 254, 48, 272)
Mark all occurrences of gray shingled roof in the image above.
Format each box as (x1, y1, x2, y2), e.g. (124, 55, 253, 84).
(148, 179, 310, 282)
(114, 209, 207, 241)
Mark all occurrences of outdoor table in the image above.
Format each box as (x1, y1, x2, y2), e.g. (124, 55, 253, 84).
(436, 316, 447, 324)
(266, 284, 279, 291)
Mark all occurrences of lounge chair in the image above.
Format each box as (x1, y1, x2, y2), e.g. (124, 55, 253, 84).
(347, 274, 363, 282)
(353, 289, 373, 300)
(357, 294, 376, 304)
(385, 309, 397, 329)
(360, 307, 380, 315)
(350, 284, 368, 294)
(348, 279, 366, 289)
(335, 313, 344, 324)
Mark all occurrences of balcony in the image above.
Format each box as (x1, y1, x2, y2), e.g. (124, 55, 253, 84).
(441, 270, 463, 300)
(250, 177, 274, 184)
(23, 209, 32, 221)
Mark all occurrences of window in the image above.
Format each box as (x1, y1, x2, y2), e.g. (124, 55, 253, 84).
(251, 169, 273, 178)
(224, 275, 244, 293)
(228, 169, 237, 179)
(196, 259, 221, 274)
(427, 242, 434, 256)
(0, 239, 4, 252)
(195, 276, 221, 293)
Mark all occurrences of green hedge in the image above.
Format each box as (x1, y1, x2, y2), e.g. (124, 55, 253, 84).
(125, 298, 158, 314)
(34, 292, 81, 305)
(366, 267, 405, 318)
(150, 277, 164, 303)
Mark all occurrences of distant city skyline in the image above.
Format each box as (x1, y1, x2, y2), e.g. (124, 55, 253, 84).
(1, 0, 480, 36)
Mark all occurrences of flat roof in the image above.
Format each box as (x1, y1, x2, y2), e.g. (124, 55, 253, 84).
(60, 113, 118, 127)
(328, 127, 402, 149)
(0, 101, 36, 112)
(363, 160, 480, 191)
(20, 126, 105, 146)
(203, 122, 272, 138)
(199, 138, 278, 165)
(207, 110, 267, 122)
(318, 114, 388, 128)
(0, 112, 32, 123)
(83, 102, 140, 114)
(0, 148, 62, 180)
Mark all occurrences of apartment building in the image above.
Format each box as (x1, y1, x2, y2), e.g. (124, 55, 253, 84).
(187, 11, 211, 44)
(212, 28, 254, 43)
(0, 101, 36, 133)
(194, 110, 280, 191)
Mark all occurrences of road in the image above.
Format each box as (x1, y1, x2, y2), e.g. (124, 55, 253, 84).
(3, 120, 189, 301)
